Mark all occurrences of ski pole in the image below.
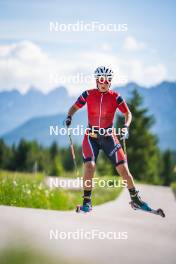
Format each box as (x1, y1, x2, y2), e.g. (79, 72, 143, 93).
(122, 138, 128, 163)
(63, 119, 79, 176)
(67, 128, 79, 177)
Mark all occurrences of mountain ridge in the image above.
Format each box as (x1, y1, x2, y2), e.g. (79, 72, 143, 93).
(0, 81, 176, 150)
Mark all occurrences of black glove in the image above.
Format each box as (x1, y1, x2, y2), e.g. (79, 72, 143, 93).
(65, 115, 72, 127)
(121, 125, 129, 140)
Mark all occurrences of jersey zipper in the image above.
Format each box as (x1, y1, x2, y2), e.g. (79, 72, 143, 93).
(99, 93, 103, 127)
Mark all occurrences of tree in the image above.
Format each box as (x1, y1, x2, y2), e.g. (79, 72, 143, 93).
(49, 141, 59, 160)
(13, 139, 31, 171)
(60, 145, 82, 172)
(52, 155, 64, 176)
(115, 89, 161, 184)
(0, 139, 12, 169)
(161, 150, 176, 186)
(96, 151, 114, 176)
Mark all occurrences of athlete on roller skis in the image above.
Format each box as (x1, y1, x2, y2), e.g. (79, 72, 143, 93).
(65, 66, 165, 217)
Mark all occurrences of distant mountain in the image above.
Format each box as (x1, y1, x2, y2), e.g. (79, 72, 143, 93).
(114, 81, 176, 150)
(2, 111, 88, 147)
(1, 81, 176, 150)
(0, 86, 76, 135)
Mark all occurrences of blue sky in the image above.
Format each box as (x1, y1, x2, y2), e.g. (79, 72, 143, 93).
(0, 0, 175, 95)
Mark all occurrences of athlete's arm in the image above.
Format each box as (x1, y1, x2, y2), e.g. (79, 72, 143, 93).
(124, 107, 132, 127)
(67, 104, 79, 118)
(116, 94, 132, 127)
(67, 90, 89, 117)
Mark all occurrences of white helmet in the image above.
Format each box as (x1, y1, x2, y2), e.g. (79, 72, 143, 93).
(94, 66, 114, 81)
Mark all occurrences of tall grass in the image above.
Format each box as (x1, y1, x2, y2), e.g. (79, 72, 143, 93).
(0, 170, 122, 210)
(0, 246, 69, 264)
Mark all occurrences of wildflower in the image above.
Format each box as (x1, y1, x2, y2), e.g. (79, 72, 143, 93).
(13, 180, 17, 186)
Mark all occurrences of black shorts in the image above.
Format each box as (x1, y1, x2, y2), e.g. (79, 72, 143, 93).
(82, 133, 126, 167)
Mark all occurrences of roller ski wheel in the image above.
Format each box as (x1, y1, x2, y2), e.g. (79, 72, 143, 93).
(156, 208, 165, 218)
(130, 201, 165, 218)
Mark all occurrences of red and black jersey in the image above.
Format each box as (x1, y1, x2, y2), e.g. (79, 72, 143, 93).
(75, 88, 128, 128)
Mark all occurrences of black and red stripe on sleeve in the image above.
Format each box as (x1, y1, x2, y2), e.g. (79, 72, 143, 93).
(75, 90, 89, 108)
(116, 94, 128, 114)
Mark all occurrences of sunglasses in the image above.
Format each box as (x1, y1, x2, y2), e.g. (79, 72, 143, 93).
(96, 77, 112, 84)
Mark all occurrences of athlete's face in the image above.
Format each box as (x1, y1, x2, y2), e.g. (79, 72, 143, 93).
(96, 77, 111, 93)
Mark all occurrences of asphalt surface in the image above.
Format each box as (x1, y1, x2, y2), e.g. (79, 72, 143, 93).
(0, 184, 176, 264)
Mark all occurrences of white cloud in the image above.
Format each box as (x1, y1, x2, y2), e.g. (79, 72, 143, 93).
(120, 59, 167, 86)
(124, 36, 146, 51)
(74, 52, 167, 87)
(100, 43, 112, 52)
(0, 41, 62, 93)
(0, 41, 123, 95)
(0, 41, 168, 95)
(143, 64, 167, 85)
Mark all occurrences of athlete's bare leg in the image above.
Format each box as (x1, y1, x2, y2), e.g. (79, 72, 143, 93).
(116, 162, 135, 189)
(83, 161, 96, 190)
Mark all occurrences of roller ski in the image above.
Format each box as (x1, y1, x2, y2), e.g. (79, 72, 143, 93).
(129, 190, 165, 218)
(76, 196, 92, 213)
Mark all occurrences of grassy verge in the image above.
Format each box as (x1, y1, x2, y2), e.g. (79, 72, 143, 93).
(171, 181, 176, 199)
(0, 170, 122, 210)
(0, 246, 70, 264)
(0, 247, 56, 264)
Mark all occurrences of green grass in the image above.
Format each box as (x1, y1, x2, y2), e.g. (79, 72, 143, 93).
(171, 181, 176, 189)
(0, 170, 122, 210)
(171, 181, 176, 198)
(0, 246, 69, 264)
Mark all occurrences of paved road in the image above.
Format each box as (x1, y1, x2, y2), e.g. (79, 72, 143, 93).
(0, 184, 176, 264)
